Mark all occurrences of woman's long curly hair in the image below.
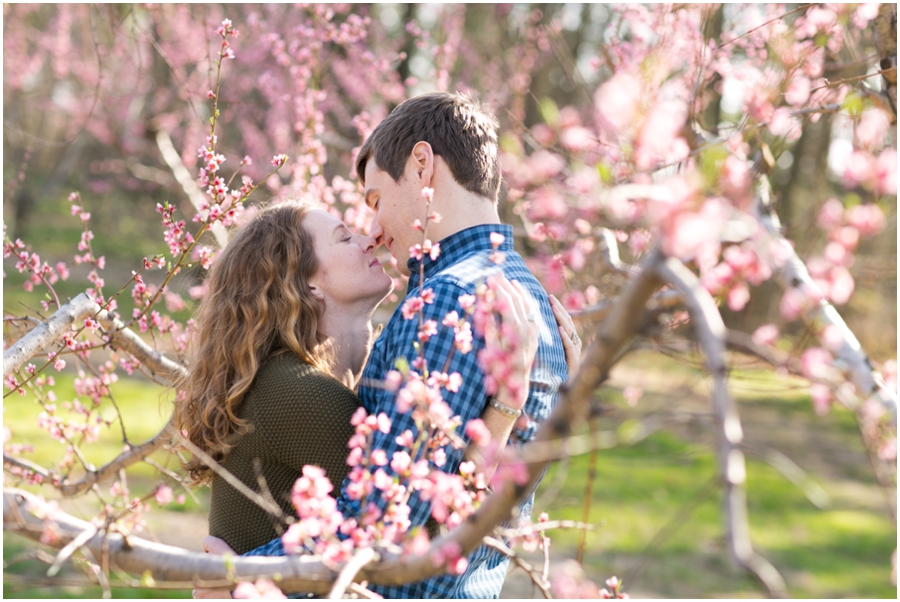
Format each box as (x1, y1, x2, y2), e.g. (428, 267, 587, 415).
(173, 200, 332, 484)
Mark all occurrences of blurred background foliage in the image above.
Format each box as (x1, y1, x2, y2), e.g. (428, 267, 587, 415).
(4, 4, 895, 360)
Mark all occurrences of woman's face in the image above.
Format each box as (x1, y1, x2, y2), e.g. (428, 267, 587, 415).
(305, 208, 393, 310)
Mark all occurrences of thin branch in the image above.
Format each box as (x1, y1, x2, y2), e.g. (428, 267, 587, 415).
(57, 421, 174, 497)
(482, 536, 552, 598)
(655, 256, 788, 598)
(326, 547, 379, 599)
(172, 432, 287, 523)
(717, 5, 815, 49)
(810, 67, 897, 93)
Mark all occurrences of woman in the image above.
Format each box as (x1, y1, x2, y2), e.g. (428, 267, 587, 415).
(173, 199, 580, 556)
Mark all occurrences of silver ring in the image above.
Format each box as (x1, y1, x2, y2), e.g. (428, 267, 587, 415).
(570, 332, 580, 345)
(525, 313, 536, 322)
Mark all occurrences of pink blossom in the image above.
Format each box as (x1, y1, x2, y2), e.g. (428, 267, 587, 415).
(847, 203, 886, 236)
(809, 382, 832, 416)
(595, 72, 641, 134)
(395, 429, 414, 448)
(784, 75, 811, 107)
(421, 186, 434, 202)
(623, 386, 643, 407)
(752, 324, 779, 347)
(801, 347, 832, 381)
(727, 281, 751, 312)
(465, 418, 492, 446)
(855, 108, 890, 151)
(154, 484, 174, 505)
(779, 287, 808, 321)
(271, 154, 288, 167)
(53, 358, 66, 372)
(391, 451, 412, 474)
(489, 232, 505, 248)
(842, 150, 873, 189)
(828, 265, 854, 305)
(458, 294, 476, 310)
(831, 225, 860, 251)
(376, 412, 391, 433)
(874, 148, 897, 195)
(454, 322, 474, 354)
(371, 449, 388, 466)
(401, 296, 424, 320)
(233, 580, 286, 599)
(767, 107, 795, 137)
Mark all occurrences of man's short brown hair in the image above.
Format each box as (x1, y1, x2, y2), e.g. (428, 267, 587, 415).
(355, 92, 501, 203)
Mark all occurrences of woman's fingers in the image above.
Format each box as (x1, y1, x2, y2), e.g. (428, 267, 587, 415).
(550, 294, 575, 332)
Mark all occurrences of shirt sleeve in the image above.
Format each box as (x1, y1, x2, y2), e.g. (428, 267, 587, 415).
(253, 359, 358, 491)
(340, 278, 487, 529)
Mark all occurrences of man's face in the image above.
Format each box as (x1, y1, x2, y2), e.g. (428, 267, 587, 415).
(363, 158, 426, 277)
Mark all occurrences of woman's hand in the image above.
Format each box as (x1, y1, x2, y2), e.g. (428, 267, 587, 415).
(489, 275, 539, 411)
(550, 294, 582, 377)
(192, 536, 236, 599)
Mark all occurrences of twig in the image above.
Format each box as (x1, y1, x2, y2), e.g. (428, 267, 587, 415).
(482, 536, 552, 598)
(172, 431, 287, 522)
(327, 547, 379, 599)
(810, 67, 897, 93)
(717, 4, 815, 49)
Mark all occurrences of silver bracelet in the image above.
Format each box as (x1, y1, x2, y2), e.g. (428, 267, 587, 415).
(489, 397, 522, 418)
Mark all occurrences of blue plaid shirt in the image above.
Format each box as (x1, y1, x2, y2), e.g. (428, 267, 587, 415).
(245, 225, 567, 598)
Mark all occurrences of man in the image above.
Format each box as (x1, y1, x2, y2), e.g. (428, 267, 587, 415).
(213, 92, 569, 598)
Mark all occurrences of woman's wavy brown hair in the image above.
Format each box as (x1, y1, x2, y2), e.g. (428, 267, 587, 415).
(173, 200, 332, 484)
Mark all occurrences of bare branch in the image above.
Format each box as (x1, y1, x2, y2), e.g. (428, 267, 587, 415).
(655, 257, 788, 598)
(327, 547, 379, 599)
(755, 180, 897, 421)
(4, 293, 96, 378)
(57, 422, 174, 497)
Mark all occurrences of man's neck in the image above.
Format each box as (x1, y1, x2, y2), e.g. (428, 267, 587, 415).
(426, 167, 500, 242)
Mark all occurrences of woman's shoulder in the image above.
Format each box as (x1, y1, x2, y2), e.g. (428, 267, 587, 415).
(249, 353, 359, 411)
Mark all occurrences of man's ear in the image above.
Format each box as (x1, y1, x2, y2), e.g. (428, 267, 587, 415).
(410, 141, 434, 186)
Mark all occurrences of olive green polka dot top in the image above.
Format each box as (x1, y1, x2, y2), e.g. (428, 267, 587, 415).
(207, 353, 358, 555)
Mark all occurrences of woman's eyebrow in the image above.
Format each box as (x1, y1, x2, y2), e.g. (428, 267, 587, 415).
(331, 223, 350, 239)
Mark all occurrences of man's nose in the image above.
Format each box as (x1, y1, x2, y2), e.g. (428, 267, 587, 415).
(369, 221, 384, 248)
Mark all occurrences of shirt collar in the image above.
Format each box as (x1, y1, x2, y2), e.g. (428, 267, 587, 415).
(406, 224, 514, 294)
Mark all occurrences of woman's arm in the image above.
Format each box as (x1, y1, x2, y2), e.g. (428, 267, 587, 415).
(464, 283, 582, 480)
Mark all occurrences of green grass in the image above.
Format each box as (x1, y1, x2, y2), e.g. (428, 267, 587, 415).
(4, 533, 192, 599)
(528, 352, 896, 598)
(4, 354, 897, 598)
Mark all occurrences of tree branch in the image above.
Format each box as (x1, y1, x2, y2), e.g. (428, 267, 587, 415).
(655, 257, 788, 598)
(755, 180, 897, 421)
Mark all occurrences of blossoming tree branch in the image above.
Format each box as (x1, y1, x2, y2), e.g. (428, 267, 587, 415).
(3, 4, 896, 598)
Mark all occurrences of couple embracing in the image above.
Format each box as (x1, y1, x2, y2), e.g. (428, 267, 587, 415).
(174, 92, 582, 598)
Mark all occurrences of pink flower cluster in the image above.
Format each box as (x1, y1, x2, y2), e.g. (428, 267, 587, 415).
(551, 560, 629, 599)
